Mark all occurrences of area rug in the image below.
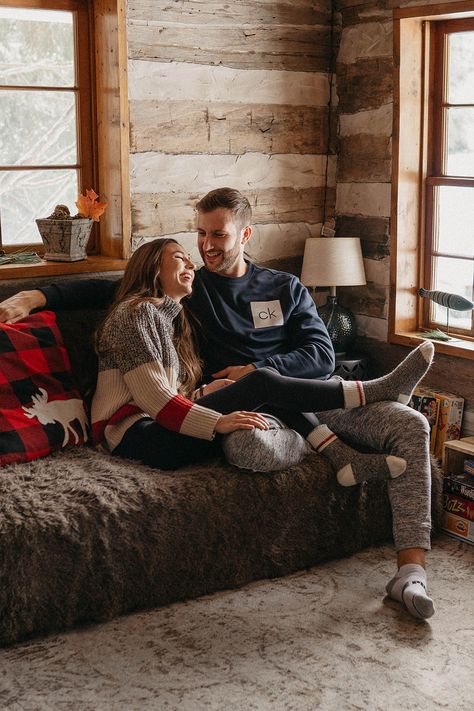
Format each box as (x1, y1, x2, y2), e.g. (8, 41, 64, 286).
(1, 536, 472, 711)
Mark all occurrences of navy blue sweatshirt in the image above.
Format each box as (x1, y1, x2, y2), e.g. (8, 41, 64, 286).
(39, 262, 335, 382)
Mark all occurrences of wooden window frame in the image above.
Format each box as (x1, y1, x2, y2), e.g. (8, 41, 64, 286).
(390, 0, 474, 360)
(0, 0, 97, 253)
(423, 17, 474, 338)
(0, 0, 130, 278)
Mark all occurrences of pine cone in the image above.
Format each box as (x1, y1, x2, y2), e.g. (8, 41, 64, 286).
(50, 204, 71, 219)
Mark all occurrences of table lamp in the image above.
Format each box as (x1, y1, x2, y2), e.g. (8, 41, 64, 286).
(301, 237, 366, 356)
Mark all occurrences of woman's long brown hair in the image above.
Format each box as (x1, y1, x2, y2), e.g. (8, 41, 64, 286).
(96, 238, 202, 396)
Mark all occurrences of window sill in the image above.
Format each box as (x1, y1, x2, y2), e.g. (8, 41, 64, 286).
(0, 255, 128, 280)
(391, 331, 474, 360)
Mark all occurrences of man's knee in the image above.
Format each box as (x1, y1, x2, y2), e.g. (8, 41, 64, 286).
(402, 406, 431, 436)
(380, 403, 431, 455)
(381, 402, 431, 440)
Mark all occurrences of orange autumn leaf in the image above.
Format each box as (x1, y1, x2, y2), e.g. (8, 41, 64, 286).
(76, 189, 108, 222)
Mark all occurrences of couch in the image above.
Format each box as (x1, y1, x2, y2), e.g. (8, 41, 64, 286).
(0, 275, 443, 646)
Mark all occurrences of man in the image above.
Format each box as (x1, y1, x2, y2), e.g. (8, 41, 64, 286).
(0, 187, 435, 620)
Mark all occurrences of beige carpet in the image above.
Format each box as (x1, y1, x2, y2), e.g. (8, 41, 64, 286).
(1, 535, 472, 711)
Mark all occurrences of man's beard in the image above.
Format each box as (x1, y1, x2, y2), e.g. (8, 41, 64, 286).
(203, 241, 241, 274)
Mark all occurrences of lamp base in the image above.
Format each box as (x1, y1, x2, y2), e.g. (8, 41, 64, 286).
(318, 295, 357, 357)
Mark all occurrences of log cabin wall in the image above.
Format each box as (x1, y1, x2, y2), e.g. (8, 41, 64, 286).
(334, 0, 473, 433)
(335, 0, 394, 343)
(121, 0, 472, 432)
(126, 0, 336, 265)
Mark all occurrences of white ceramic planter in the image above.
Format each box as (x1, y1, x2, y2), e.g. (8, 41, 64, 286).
(35, 218, 93, 262)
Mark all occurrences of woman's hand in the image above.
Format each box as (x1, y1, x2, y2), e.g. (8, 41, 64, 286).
(214, 411, 269, 434)
(201, 379, 234, 395)
(0, 290, 46, 324)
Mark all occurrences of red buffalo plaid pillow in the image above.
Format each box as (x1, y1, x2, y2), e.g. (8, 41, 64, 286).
(0, 311, 89, 466)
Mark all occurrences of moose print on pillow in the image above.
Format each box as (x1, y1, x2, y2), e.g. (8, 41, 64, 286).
(0, 311, 89, 466)
(23, 388, 89, 448)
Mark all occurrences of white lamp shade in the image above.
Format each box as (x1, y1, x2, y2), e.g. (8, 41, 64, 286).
(300, 237, 366, 287)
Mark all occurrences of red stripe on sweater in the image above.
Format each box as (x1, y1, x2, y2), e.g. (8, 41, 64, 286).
(92, 420, 107, 445)
(155, 394, 194, 432)
(315, 433, 337, 452)
(93, 403, 142, 445)
(355, 380, 365, 406)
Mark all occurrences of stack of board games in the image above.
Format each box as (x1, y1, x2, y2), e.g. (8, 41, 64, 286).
(409, 386, 464, 458)
(442, 437, 474, 546)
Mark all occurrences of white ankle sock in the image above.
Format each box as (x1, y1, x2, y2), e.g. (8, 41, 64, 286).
(385, 563, 435, 620)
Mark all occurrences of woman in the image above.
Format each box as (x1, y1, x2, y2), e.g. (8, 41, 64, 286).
(92, 238, 434, 486)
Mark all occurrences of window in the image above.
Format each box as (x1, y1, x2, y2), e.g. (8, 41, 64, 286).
(0, 0, 131, 275)
(424, 18, 474, 337)
(0, 0, 96, 250)
(391, 2, 474, 359)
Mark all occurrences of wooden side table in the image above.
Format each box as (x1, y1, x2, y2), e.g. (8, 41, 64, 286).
(442, 437, 474, 477)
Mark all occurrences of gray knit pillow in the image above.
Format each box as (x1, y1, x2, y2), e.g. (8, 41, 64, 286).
(222, 414, 311, 472)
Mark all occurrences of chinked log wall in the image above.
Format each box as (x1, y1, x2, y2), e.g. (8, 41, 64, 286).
(126, 0, 336, 265)
(335, 0, 473, 431)
(334, 0, 394, 342)
(123, 0, 472, 431)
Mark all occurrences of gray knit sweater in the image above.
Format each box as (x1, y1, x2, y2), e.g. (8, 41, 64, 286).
(91, 296, 221, 451)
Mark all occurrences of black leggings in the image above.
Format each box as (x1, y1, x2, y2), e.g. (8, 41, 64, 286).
(114, 367, 344, 470)
(198, 366, 343, 436)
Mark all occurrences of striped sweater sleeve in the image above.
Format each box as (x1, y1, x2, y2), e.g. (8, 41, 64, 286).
(104, 301, 221, 440)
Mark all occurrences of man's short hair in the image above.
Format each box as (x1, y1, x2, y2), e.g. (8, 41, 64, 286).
(196, 187, 252, 227)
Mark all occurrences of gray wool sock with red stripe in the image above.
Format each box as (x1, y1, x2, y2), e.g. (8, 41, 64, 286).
(342, 341, 434, 409)
(307, 425, 407, 486)
(386, 564, 435, 620)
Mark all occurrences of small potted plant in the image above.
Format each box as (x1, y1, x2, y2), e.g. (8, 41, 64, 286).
(36, 189, 107, 262)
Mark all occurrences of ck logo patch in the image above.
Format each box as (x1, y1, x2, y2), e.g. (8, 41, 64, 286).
(250, 300, 284, 329)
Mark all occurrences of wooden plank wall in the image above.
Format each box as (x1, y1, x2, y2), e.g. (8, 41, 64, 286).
(126, 0, 335, 264)
(335, 0, 473, 431)
(334, 0, 394, 341)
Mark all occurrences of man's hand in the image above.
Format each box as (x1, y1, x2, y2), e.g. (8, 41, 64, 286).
(0, 290, 46, 324)
(212, 364, 256, 381)
(214, 411, 269, 434)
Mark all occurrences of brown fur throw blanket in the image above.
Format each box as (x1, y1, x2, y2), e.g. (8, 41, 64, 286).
(0, 446, 443, 647)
